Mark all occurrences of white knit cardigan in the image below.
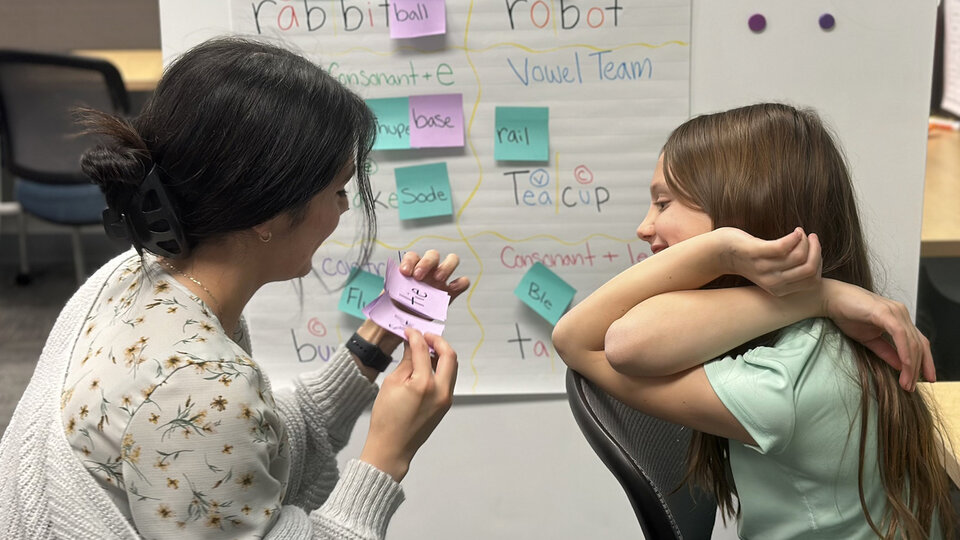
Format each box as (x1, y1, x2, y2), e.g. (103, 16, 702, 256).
(0, 252, 404, 539)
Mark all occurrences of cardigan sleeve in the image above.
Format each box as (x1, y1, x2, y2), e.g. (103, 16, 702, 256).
(272, 346, 392, 512)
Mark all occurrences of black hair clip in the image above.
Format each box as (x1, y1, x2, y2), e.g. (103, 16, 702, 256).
(101, 166, 191, 259)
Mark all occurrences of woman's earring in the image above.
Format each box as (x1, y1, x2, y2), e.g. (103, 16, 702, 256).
(259, 231, 272, 243)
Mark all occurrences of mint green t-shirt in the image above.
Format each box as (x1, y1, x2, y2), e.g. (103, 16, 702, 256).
(703, 318, 918, 539)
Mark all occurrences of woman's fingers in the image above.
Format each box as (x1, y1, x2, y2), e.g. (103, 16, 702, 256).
(404, 327, 432, 378)
(413, 249, 441, 280)
(391, 338, 415, 380)
(432, 253, 460, 282)
(400, 251, 421, 275)
(424, 333, 458, 393)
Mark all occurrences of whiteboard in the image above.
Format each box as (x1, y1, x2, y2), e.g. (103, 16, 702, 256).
(159, 1, 937, 538)
(190, 0, 691, 395)
(161, 2, 936, 396)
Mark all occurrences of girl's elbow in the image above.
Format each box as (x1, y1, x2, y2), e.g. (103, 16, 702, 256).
(551, 320, 572, 365)
(605, 323, 661, 377)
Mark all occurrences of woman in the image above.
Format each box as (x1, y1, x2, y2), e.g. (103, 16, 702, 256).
(0, 38, 469, 539)
(552, 104, 955, 538)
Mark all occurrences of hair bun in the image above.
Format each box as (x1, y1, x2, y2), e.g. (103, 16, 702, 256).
(77, 108, 150, 189)
(81, 145, 147, 189)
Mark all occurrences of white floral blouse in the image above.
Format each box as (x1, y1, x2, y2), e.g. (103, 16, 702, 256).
(61, 254, 290, 537)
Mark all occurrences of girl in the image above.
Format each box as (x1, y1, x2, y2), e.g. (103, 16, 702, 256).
(553, 103, 954, 539)
(0, 38, 469, 539)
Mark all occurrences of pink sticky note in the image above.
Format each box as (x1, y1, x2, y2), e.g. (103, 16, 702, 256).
(409, 94, 464, 148)
(362, 294, 446, 341)
(389, 0, 446, 39)
(384, 258, 450, 320)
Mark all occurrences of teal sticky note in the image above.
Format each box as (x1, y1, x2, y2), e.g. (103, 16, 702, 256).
(367, 97, 411, 150)
(494, 106, 549, 162)
(513, 262, 575, 325)
(338, 270, 385, 319)
(394, 162, 454, 220)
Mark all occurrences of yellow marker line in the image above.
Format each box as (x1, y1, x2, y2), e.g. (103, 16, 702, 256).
(462, 0, 485, 392)
(330, 0, 337, 37)
(551, 0, 559, 37)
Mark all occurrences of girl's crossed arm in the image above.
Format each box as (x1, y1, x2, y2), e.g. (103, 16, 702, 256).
(553, 227, 819, 375)
(552, 227, 933, 443)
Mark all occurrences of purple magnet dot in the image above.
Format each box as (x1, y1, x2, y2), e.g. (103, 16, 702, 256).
(819, 13, 835, 31)
(748, 14, 766, 33)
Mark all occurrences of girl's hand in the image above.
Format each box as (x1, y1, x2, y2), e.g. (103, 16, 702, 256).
(822, 279, 936, 391)
(720, 227, 822, 297)
(360, 329, 457, 482)
(398, 250, 470, 303)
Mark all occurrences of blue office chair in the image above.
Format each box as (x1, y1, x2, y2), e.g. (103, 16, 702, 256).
(0, 50, 129, 284)
(566, 368, 716, 540)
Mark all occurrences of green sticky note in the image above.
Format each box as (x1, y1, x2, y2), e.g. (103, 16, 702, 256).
(367, 97, 410, 150)
(513, 262, 575, 325)
(494, 106, 549, 162)
(338, 270, 385, 319)
(394, 162, 454, 220)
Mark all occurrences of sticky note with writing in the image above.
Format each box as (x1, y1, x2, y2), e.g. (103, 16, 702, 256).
(337, 269, 385, 319)
(389, 0, 447, 38)
(494, 106, 549, 162)
(513, 262, 575, 325)
(394, 162, 454, 220)
(367, 97, 411, 150)
(362, 293, 446, 340)
(409, 93, 464, 148)
(383, 258, 449, 320)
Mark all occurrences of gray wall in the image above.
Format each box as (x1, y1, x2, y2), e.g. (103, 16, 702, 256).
(0, 1, 160, 52)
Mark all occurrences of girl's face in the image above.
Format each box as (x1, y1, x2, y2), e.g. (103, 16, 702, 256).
(636, 155, 713, 253)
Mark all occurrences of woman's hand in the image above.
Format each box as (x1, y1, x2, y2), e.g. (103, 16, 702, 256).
(821, 279, 935, 392)
(352, 250, 468, 381)
(399, 249, 470, 303)
(360, 329, 458, 482)
(720, 227, 822, 297)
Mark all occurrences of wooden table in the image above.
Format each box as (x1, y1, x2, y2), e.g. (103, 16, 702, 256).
(71, 49, 162, 92)
(919, 381, 960, 488)
(922, 129, 960, 257)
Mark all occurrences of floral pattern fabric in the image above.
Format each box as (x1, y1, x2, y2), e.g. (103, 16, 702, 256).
(61, 254, 291, 539)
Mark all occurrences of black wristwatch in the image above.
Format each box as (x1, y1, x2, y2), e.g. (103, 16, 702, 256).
(345, 332, 394, 372)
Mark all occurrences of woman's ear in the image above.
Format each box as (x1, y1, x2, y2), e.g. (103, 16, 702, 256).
(252, 221, 275, 244)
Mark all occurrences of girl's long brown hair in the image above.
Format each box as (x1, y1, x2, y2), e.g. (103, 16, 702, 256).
(661, 103, 955, 539)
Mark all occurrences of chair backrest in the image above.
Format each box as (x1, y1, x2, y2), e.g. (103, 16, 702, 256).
(566, 368, 717, 540)
(917, 258, 960, 381)
(0, 50, 129, 185)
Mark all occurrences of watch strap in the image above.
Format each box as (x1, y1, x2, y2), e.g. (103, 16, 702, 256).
(346, 332, 393, 372)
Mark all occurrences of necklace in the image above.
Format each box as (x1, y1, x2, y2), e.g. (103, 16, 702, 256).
(160, 259, 223, 314)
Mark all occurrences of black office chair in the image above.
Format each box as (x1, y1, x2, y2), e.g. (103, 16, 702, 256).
(566, 368, 716, 540)
(916, 257, 960, 381)
(0, 50, 129, 285)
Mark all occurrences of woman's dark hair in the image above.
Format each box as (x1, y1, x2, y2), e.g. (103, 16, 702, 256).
(662, 103, 954, 539)
(80, 37, 377, 263)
